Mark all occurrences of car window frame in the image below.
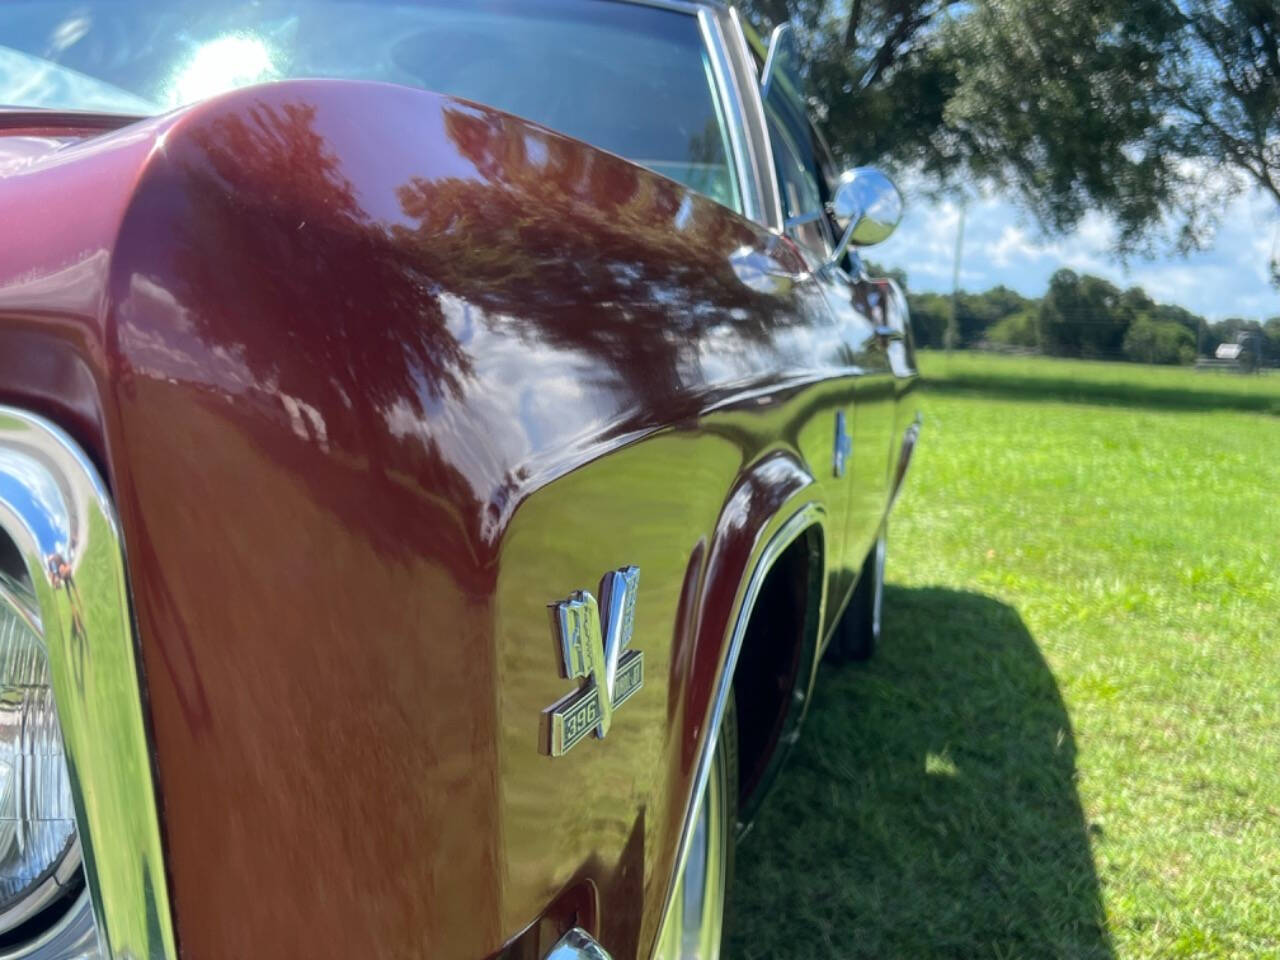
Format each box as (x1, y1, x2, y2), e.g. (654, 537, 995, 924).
(696, 5, 775, 224)
(764, 102, 836, 260)
(731, 14, 836, 258)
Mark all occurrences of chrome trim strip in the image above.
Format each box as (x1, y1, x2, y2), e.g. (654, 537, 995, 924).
(653, 500, 826, 949)
(726, 8, 786, 231)
(698, 8, 762, 223)
(784, 210, 827, 228)
(0, 407, 176, 960)
(758, 24, 788, 102)
(603, 0, 703, 13)
(889, 411, 923, 508)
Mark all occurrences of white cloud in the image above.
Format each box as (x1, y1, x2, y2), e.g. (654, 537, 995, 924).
(988, 225, 1045, 267)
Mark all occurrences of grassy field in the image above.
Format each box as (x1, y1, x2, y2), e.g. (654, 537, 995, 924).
(728, 352, 1280, 959)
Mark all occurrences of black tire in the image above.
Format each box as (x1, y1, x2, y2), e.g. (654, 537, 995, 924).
(828, 529, 886, 662)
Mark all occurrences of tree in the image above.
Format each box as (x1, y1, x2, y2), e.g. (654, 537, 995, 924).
(870, 253, 1221, 362)
(1157, 1, 1280, 220)
(953, 286, 1032, 345)
(1149, 302, 1203, 335)
(1123, 317, 1196, 364)
(1037, 270, 1128, 358)
(741, 0, 1280, 262)
(904, 291, 951, 347)
(863, 259, 910, 288)
(1264, 317, 1280, 361)
(985, 308, 1039, 348)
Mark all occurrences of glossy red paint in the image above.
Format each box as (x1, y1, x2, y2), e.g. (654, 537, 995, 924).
(0, 81, 914, 959)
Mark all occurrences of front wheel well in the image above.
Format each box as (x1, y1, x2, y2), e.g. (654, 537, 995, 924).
(731, 523, 824, 823)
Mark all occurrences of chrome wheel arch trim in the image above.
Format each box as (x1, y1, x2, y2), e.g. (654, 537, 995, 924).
(871, 529, 887, 641)
(653, 497, 827, 953)
(0, 407, 176, 960)
(653, 705, 731, 959)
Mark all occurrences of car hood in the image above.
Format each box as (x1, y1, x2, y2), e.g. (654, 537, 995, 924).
(0, 131, 82, 174)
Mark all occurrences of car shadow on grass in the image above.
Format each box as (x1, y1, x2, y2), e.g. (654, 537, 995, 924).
(727, 586, 1112, 960)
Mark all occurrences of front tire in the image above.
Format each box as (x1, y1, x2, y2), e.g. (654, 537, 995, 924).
(829, 528, 886, 662)
(654, 696, 737, 959)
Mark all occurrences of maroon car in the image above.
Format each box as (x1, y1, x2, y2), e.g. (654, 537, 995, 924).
(0, 2, 919, 958)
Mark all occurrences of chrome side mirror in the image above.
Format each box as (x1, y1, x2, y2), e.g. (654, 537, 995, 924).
(827, 167, 903, 267)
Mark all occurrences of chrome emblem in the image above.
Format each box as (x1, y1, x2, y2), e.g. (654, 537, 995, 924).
(544, 566, 643, 756)
(834, 409, 852, 478)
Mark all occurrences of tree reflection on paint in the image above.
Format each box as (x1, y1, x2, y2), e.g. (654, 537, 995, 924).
(150, 87, 823, 569)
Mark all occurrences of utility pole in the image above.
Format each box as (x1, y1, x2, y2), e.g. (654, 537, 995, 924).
(947, 198, 966, 355)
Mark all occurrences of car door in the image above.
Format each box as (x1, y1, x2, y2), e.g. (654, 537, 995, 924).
(760, 39, 897, 606)
(755, 102, 857, 617)
(810, 268, 897, 567)
(813, 127, 901, 566)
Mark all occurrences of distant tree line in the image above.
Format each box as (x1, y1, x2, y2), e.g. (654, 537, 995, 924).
(867, 262, 1280, 366)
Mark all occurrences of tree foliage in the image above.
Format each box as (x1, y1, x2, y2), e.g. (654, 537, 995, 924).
(742, 0, 1280, 258)
(985, 309, 1039, 348)
(1160, 0, 1280, 215)
(1123, 316, 1198, 364)
(903, 290, 951, 347)
(1037, 270, 1130, 357)
(871, 262, 1280, 365)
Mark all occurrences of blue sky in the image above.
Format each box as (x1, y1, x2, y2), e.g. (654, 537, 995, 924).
(871, 184, 1280, 321)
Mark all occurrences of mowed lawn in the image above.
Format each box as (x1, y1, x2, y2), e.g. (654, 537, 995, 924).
(728, 352, 1280, 959)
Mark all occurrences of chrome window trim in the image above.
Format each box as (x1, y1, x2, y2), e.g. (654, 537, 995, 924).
(652, 499, 827, 951)
(758, 25, 787, 102)
(726, 6, 786, 232)
(715, 5, 783, 230)
(697, 8, 763, 223)
(0, 407, 176, 960)
(784, 210, 827, 228)
(597, 0, 766, 224)
(605, 0, 703, 13)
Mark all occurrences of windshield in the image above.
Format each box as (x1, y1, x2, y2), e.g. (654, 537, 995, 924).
(0, 0, 742, 211)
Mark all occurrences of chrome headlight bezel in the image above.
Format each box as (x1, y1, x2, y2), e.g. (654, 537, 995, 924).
(0, 408, 176, 960)
(0, 564, 83, 940)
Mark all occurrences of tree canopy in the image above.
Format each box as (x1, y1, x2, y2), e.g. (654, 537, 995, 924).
(743, 0, 1280, 260)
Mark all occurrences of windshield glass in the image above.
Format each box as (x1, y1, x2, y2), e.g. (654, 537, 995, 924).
(0, 0, 742, 211)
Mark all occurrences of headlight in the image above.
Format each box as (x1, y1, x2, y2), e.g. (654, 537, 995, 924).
(0, 406, 176, 960)
(0, 596, 80, 932)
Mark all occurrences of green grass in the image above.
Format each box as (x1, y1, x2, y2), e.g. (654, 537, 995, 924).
(728, 352, 1280, 959)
